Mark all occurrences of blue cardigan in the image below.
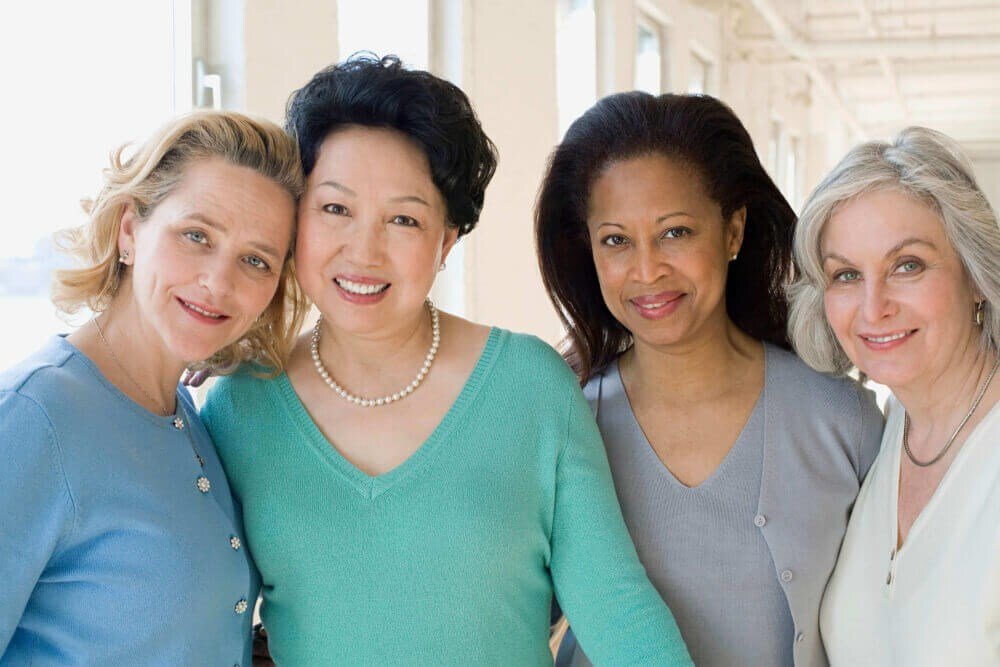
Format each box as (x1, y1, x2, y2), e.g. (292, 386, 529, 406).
(0, 337, 259, 666)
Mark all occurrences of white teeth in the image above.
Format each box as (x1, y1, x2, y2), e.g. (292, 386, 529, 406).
(638, 302, 667, 310)
(336, 278, 389, 295)
(865, 332, 909, 343)
(184, 301, 223, 318)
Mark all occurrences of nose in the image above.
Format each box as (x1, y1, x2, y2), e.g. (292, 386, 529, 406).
(632, 240, 669, 284)
(199, 256, 236, 298)
(345, 219, 386, 267)
(861, 278, 896, 323)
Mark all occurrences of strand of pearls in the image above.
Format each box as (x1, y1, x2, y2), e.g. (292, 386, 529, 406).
(311, 299, 440, 408)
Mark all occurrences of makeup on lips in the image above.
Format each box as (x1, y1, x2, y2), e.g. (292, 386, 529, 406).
(630, 291, 686, 320)
(334, 275, 391, 305)
(858, 329, 917, 352)
(176, 297, 230, 325)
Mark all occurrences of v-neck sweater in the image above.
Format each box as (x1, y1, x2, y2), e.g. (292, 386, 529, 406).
(820, 396, 1000, 665)
(201, 329, 692, 666)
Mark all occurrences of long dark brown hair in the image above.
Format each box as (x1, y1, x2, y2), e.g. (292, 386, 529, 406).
(535, 92, 795, 382)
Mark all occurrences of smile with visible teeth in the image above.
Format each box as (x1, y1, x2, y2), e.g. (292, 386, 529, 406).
(862, 331, 912, 343)
(335, 278, 390, 295)
(180, 299, 224, 319)
(636, 301, 668, 310)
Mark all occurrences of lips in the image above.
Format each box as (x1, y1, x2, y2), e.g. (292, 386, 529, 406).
(858, 328, 917, 350)
(333, 274, 391, 305)
(629, 291, 686, 320)
(176, 297, 230, 324)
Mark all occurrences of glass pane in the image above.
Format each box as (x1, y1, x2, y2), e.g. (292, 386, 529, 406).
(338, 0, 429, 69)
(557, 0, 597, 137)
(635, 24, 661, 94)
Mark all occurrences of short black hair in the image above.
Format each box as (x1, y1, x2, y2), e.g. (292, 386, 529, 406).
(536, 92, 795, 381)
(285, 53, 498, 236)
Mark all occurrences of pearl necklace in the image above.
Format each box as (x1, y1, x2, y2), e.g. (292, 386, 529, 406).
(311, 299, 440, 408)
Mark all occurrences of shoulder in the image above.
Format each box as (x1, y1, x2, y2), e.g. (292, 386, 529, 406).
(766, 343, 879, 419)
(0, 337, 78, 400)
(202, 364, 281, 429)
(493, 329, 578, 388)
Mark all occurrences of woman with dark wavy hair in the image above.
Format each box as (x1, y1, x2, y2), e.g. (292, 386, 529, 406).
(201, 56, 691, 666)
(538, 92, 883, 667)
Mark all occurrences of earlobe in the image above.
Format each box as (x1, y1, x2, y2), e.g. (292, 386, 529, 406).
(440, 225, 461, 267)
(118, 202, 139, 264)
(728, 206, 748, 256)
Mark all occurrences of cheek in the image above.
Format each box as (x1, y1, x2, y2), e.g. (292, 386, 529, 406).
(823, 290, 856, 343)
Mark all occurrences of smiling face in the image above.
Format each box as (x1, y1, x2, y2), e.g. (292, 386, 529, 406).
(119, 157, 295, 363)
(295, 125, 457, 337)
(586, 153, 745, 350)
(821, 188, 982, 390)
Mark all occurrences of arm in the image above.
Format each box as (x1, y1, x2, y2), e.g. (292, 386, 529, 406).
(548, 390, 692, 667)
(0, 392, 74, 652)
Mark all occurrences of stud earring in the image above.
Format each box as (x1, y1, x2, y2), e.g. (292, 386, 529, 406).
(975, 300, 986, 326)
(730, 253, 738, 262)
(118, 249, 130, 264)
(438, 261, 447, 272)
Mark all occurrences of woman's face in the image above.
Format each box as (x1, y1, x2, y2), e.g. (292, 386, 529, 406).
(821, 188, 982, 390)
(586, 153, 744, 350)
(295, 125, 457, 337)
(120, 158, 295, 363)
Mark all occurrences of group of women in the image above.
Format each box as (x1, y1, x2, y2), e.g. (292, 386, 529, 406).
(1, 53, 996, 666)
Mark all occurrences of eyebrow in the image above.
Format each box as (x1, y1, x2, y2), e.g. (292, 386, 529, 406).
(596, 211, 694, 230)
(822, 237, 938, 265)
(316, 181, 429, 207)
(316, 180, 356, 196)
(187, 212, 281, 260)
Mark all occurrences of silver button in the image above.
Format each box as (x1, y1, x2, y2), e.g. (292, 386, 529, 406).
(235, 598, 248, 614)
(173, 417, 185, 430)
(230, 536, 242, 550)
(796, 632, 804, 643)
(753, 514, 767, 527)
(196, 476, 211, 493)
(781, 569, 794, 583)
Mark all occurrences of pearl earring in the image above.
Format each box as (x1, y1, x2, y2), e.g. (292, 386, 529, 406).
(119, 249, 130, 264)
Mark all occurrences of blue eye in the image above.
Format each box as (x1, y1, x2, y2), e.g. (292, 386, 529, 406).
(391, 215, 420, 227)
(322, 203, 349, 216)
(602, 234, 628, 247)
(897, 260, 922, 274)
(243, 255, 271, 272)
(184, 230, 208, 244)
(833, 269, 861, 283)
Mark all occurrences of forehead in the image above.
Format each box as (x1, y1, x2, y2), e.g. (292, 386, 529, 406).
(589, 154, 710, 211)
(822, 189, 947, 253)
(310, 125, 435, 187)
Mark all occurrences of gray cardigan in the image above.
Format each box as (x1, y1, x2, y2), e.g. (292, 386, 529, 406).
(573, 345, 884, 667)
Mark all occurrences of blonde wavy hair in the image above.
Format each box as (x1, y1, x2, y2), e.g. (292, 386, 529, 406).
(788, 126, 1000, 375)
(53, 110, 307, 375)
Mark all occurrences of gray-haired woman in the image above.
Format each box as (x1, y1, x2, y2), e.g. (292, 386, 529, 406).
(788, 126, 1000, 666)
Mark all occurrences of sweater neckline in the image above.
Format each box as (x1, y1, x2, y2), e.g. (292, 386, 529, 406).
(274, 327, 507, 500)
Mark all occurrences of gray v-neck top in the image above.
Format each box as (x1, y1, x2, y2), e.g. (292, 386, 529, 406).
(570, 345, 793, 667)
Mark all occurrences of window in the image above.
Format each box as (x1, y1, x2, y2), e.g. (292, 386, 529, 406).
(785, 135, 800, 208)
(634, 17, 664, 94)
(556, 0, 597, 137)
(0, 0, 188, 369)
(767, 119, 783, 180)
(687, 51, 710, 94)
(338, 0, 429, 69)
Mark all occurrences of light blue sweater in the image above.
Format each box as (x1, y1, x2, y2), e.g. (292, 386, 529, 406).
(0, 336, 259, 666)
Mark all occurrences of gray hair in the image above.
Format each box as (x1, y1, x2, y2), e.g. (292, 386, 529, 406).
(787, 126, 1000, 375)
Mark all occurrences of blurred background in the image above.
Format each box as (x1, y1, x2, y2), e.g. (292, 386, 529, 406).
(1, 0, 998, 370)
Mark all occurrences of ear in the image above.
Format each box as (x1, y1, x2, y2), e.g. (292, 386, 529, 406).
(440, 224, 461, 267)
(118, 202, 140, 265)
(726, 206, 747, 257)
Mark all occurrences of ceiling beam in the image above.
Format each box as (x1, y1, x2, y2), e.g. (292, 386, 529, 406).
(746, 0, 866, 138)
(855, 0, 908, 122)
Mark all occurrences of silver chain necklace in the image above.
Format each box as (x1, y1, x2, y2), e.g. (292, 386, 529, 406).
(311, 299, 440, 408)
(93, 316, 171, 416)
(903, 357, 1000, 467)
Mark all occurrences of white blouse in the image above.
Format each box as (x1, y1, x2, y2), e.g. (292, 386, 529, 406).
(820, 396, 1000, 666)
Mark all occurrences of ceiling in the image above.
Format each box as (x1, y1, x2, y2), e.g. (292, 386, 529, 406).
(723, 0, 1000, 150)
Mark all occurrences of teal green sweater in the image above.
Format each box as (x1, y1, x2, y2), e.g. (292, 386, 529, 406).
(202, 329, 691, 666)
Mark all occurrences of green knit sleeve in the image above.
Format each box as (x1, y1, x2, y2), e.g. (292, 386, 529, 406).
(549, 387, 692, 666)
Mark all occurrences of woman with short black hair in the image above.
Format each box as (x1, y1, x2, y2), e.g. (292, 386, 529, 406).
(203, 56, 692, 666)
(538, 92, 883, 667)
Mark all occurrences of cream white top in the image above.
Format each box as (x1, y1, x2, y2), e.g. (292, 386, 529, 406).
(820, 395, 1000, 666)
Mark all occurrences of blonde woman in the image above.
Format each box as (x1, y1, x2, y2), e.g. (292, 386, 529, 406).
(0, 111, 305, 665)
(788, 127, 1000, 665)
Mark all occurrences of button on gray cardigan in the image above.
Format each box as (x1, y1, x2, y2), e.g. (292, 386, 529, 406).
(581, 345, 884, 667)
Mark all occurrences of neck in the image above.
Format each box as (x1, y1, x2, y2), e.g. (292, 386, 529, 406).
(73, 287, 187, 415)
(621, 313, 761, 404)
(894, 338, 999, 433)
(315, 302, 435, 396)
